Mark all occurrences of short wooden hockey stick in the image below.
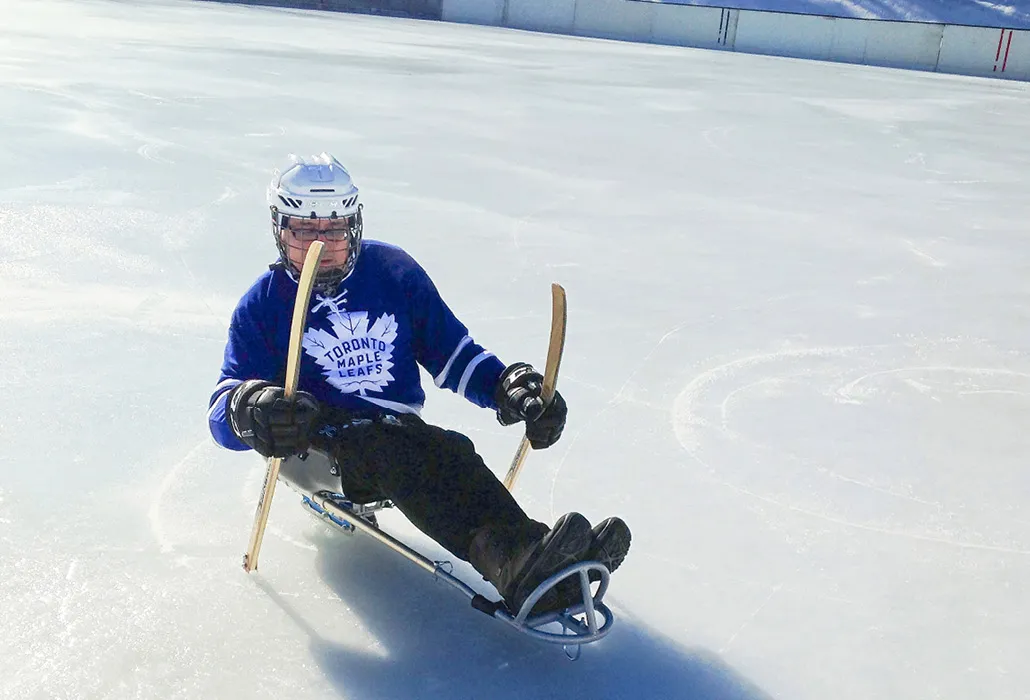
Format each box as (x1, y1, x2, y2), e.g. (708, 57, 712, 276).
(243, 240, 325, 572)
(503, 283, 567, 492)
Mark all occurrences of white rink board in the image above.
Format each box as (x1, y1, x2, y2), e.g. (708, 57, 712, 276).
(937, 26, 1029, 80)
(506, 0, 576, 33)
(441, 0, 1027, 82)
(734, 12, 943, 70)
(650, 4, 736, 49)
(734, 12, 840, 60)
(860, 21, 944, 70)
(441, 0, 503, 25)
(573, 0, 654, 42)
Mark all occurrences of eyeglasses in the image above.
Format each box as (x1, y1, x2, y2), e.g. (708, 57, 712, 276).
(284, 218, 354, 242)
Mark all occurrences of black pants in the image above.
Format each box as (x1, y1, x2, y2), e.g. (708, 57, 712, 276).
(312, 414, 538, 561)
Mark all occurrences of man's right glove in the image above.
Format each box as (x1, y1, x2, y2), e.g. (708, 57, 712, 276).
(494, 362, 568, 449)
(228, 379, 320, 458)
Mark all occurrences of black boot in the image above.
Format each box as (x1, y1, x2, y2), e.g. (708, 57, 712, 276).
(546, 516, 633, 609)
(469, 512, 592, 616)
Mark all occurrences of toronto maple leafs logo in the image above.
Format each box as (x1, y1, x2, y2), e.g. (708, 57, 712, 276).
(303, 311, 398, 395)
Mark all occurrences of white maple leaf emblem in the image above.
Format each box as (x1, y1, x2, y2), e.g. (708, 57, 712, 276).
(303, 311, 398, 395)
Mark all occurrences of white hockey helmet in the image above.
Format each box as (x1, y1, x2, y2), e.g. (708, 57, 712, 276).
(267, 152, 364, 291)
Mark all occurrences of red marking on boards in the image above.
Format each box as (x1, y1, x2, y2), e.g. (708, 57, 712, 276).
(994, 29, 1014, 73)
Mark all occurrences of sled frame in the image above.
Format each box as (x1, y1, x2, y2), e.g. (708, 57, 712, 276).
(287, 481, 615, 653)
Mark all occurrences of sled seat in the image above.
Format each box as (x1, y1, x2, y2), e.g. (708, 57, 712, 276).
(279, 449, 395, 531)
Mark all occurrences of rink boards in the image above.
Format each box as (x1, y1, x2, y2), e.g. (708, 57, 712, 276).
(441, 0, 1029, 82)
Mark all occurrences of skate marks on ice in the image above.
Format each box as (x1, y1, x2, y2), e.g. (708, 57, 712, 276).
(147, 439, 213, 555)
(671, 340, 1030, 556)
(0, 203, 235, 333)
(146, 439, 324, 559)
(547, 321, 691, 518)
(248, 529, 774, 700)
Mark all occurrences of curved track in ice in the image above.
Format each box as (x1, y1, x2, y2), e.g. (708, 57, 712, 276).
(671, 340, 1030, 555)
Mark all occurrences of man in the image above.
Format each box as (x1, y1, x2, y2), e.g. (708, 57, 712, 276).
(207, 153, 630, 615)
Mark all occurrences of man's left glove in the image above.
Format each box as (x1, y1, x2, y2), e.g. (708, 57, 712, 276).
(494, 362, 568, 449)
(228, 379, 321, 458)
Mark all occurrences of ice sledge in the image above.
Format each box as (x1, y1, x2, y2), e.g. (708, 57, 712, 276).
(278, 449, 616, 657)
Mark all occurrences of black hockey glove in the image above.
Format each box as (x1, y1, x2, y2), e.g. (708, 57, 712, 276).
(494, 362, 567, 449)
(228, 379, 321, 459)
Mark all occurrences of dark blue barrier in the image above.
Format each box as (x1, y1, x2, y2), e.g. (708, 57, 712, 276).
(201, 0, 442, 20)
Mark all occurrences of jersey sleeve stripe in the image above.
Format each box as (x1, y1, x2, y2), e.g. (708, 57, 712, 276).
(434, 335, 473, 388)
(456, 351, 495, 398)
(210, 378, 240, 399)
(206, 378, 241, 420)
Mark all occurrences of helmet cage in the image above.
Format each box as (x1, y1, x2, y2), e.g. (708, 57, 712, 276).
(270, 206, 363, 293)
(266, 153, 364, 293)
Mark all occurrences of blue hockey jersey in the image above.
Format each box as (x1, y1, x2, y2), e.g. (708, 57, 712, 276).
(207, 240, 506, 451)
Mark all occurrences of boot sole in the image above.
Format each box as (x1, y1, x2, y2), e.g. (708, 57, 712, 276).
(589, 517, 631, 573)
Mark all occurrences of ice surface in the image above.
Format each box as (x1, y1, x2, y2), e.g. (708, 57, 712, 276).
(1, 1, 1029, 698)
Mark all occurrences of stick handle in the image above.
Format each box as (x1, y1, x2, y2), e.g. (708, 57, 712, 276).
(243, 241, 325, 572)
(503, 283, 567, 492)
